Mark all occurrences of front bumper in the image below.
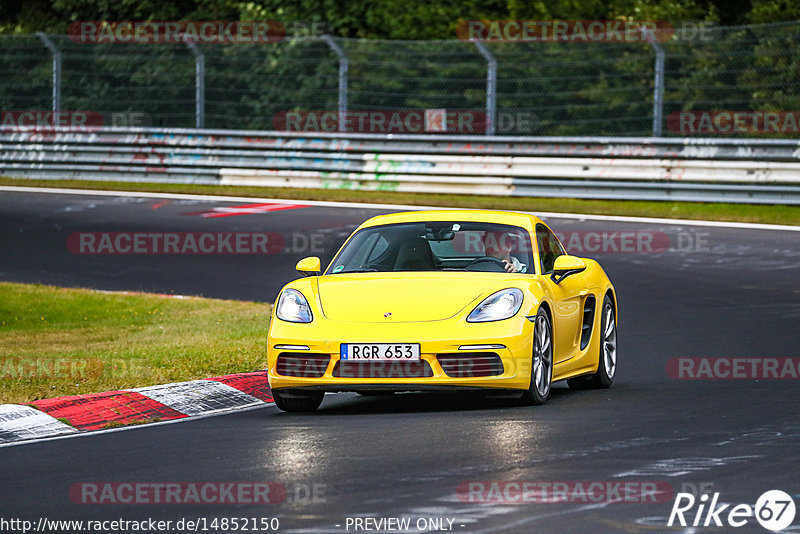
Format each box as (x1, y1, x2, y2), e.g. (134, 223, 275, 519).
(267, 316, 534, 392)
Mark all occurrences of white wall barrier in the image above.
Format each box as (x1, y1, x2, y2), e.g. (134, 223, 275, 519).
(2, 127, 800, 204)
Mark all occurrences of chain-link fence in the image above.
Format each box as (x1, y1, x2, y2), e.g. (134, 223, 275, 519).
(1, 21, 799, 137)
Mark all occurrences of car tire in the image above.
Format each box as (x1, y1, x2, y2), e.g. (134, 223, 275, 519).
(517, 306, 553, 406)
(568, 294, 616, 390)
(272, 389, 324, 412)
(356, 391, 395, 396)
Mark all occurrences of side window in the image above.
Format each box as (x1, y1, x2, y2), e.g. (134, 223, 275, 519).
(536, 224, 564, 274)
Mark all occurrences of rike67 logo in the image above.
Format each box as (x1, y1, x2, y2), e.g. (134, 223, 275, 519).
(668, 490, 796, 531)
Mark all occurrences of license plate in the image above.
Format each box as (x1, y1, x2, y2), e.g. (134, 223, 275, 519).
(340, 343, 420, 361)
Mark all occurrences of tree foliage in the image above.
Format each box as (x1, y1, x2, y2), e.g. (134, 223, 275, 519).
(1, 0, 797, 36)
(1, 1, 797, 138)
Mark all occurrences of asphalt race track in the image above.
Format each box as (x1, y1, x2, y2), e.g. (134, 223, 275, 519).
(1, 188, 799, 533)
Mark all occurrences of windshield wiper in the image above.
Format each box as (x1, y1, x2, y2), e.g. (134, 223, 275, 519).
(337, 268, 379, 273)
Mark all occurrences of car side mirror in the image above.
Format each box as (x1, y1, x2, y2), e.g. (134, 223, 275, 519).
(296, 256, 322, 277)
(550, 255, 586, 284)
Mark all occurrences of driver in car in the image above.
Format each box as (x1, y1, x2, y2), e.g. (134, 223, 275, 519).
(483, 231, 527, 273)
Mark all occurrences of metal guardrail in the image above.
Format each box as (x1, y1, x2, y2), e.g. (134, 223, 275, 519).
(2, 127, 800, 204)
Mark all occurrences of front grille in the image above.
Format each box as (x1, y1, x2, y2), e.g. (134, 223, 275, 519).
(276, 353, 330, 378)
(437, 352, 504, 377)
(333, 360, 434, 379)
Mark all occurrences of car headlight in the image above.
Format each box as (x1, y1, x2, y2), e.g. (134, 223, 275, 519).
(467, 288, 524, 323)
(276, 289, 313, 323)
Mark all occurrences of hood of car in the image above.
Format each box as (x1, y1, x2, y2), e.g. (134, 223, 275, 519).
(315, 273, 503, 322)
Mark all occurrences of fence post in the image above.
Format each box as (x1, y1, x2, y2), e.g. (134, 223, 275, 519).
(643, 28, 665, 137)
(473, 41, 497, 136)
(36, 33, 61, 115)
(322, 35, 348, 132)
(184, 40, 205, 129)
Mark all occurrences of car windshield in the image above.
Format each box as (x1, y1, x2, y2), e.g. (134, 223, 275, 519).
(326, 222, 534, 274)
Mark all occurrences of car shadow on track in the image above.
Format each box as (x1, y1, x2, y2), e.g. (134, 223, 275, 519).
(276, 385, 578, 416)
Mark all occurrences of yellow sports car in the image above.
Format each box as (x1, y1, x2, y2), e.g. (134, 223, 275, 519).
(266, 210, 617, 412)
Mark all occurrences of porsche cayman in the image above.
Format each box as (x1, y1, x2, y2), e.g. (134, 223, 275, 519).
(266, 210, 617, 412)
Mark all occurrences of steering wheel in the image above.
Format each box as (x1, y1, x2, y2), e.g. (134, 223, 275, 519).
(466, 256, 508, 272)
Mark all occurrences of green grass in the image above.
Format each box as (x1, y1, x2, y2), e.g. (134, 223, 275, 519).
(2, 177, 799, 226)
(100, 418, 161, 429)
(0, 282, 270, 404)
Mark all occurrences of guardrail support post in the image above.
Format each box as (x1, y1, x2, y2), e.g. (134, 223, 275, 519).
(474, 41, 497, 136)
(323, 35, 349, 132)
(643, 28, 665, 137)
(185, 40, 205, 129)
(36, 33, 61, 115)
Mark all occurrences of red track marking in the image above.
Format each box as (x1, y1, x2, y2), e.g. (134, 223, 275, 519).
(183, 202, 309, 218)
(206, 372, 272, 402)
(32, 391, 187, 431)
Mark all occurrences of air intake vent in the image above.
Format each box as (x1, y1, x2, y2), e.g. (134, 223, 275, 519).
(581, 296, 596, 350)
(276, 353, 330, 378)
(333, 360, 433, 379)
(437, 353, 504, 377)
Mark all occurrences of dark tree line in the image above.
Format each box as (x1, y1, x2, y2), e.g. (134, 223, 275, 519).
(2, 0, 800, 37)
(1, 1, 798, 137)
